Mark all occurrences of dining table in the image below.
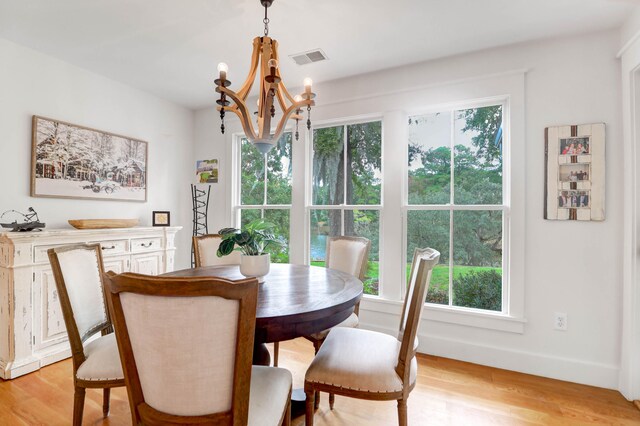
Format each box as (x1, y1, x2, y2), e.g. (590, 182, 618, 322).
(162, 263, 364, 367)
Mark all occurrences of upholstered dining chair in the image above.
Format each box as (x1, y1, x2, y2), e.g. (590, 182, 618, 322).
(272, 236, 369, 370)
(47, 244, 125, 426)
(302, 235, 370, 407)
(304, 247, 440, 426)
(193, 234, 242, 267)
(104, 272, 292, 426)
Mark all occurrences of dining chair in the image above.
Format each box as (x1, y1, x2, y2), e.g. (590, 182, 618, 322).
(104, 272, 292, 426)
(272, 236, 369, 370)
(304, 247, 440, 426)
(302, 235, 370, 407)
(193, 233, 242, 267)
(47, 244, 125, 426)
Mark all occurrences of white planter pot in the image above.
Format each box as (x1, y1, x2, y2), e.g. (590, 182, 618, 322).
(239, 253, 271, 283)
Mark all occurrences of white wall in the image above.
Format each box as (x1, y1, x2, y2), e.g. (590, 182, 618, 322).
(0, 37, 194, 269)
(194, 29, 624, 390)
(618, 6, 640, 401)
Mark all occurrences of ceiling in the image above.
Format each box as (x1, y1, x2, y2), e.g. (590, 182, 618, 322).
(0, 0, 637, 110)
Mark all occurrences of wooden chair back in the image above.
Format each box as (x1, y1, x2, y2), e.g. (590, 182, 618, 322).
(104, 272, 258, 425)
(193, 234, 242, 267)
(48, 244, 111, 373)
(325, 236, 371, 281)
(396, 248, 440, 394)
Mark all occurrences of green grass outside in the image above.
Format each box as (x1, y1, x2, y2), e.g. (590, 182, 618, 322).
(311, 261, 501, 295)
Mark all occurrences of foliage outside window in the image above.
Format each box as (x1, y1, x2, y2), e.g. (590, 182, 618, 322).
(238, 133, 292, 263)
(407, 105, 505, 312)
(310, 121, 382, 295)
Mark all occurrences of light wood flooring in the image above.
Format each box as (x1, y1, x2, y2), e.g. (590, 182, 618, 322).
(1, 338, 639, 425)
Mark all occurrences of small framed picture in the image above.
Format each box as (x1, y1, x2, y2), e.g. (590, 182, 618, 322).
(152, 211, 170, 227)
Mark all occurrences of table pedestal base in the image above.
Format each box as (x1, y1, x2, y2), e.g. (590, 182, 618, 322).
(253, 342, 271, 366)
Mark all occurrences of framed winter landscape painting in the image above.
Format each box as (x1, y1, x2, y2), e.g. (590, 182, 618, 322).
(544, 123, 605, 221)
(31, 116, 148, 202)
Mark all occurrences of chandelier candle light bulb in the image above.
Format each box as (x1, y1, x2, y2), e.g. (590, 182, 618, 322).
(214, 0, 316, 154)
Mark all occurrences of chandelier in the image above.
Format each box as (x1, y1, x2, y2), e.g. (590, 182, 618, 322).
(215, 0, 316, 154)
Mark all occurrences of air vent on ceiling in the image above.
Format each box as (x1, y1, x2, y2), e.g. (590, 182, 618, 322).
(290, 49, 328, 65)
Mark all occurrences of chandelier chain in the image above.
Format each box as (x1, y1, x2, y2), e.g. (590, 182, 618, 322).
(263, 5, 269, 36)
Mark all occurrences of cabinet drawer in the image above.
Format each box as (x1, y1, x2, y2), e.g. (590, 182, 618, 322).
(34, 244, 65, 263)
(94, 239, 128, 256)
(131, 237, 162, 253)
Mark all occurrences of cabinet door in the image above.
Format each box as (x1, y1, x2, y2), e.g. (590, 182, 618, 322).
(33, 266, 68, 353)
(103, 255, 130, 274)
(131, 253, 162, 276)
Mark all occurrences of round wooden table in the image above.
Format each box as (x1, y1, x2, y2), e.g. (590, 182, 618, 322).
(163, 263, 363, 366)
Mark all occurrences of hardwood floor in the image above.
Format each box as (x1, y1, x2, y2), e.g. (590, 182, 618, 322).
(1, 338, 638, 425)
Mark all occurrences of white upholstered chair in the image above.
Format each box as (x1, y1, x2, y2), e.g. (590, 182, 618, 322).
(47, 244, 125, 426)
(303, 236, 370, 407)
(193, 234, 242, 267)
(304, 247, 440, 426)
(104, 272, 292, 426)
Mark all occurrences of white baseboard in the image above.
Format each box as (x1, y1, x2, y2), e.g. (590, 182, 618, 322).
(360, 322, 620, 391)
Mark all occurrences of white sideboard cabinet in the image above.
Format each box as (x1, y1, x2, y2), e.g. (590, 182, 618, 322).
(0, 226, 181, 379)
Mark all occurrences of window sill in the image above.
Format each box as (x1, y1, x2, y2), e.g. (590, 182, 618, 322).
(360, 295, 526, 334)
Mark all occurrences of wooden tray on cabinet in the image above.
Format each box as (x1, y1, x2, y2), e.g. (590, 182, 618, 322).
(68, 219, 139, 229)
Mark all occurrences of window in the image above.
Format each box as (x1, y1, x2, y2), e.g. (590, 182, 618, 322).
(406, 104, 505, 312)
(236, 133, 292, 263)
(309, 120, 382, 295)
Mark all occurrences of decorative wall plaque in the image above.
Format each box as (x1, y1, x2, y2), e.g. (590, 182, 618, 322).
(544, 123, 605, 221)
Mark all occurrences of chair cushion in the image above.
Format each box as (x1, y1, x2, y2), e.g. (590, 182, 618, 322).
(76, 333, 124, 381)
(308, 312, 359, 341)
(305, 327, 417, 394)
(248, 366, 292, 426)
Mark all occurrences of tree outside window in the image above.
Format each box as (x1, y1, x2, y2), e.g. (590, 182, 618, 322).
(310, 121, 382, 295)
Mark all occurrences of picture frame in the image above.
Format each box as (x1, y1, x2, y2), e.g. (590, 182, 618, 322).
(152, 211, 170, 227)
(31, 116, 148, 202)
(544, 123, 605, 221)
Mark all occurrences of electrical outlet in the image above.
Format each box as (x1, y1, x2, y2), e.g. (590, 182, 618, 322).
(554, 312, 567, 331)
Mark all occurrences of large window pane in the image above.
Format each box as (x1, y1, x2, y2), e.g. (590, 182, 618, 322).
(309, 209, 340, 265)
(240, 140, 266, 205)
(408, 112, 452, 205)
(346, 122, 382, 205)
(266, 133, 292, 205)
(452, 210, 503, 311)
(240, 208, 261, 227)
(345, 209, 380, 296)
(454, 106, 503, 205)
(312, 126, 344, 205)
(407, 210, 450, 305)
(264, 209, 290, 263)
(240, 209, 290, 263)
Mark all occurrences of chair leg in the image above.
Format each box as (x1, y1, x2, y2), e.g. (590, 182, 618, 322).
(305, 391, 315, 426)
(314, 390, 320, 409)
(103, 388, 111, 417)
(281, 397, 291, 426)
(273, 342, 279, 367)
(311, 339, 324, 410)
(329, 393, 335, 410)
(397, 398, 407, 426)
(73, 387, 86, 426)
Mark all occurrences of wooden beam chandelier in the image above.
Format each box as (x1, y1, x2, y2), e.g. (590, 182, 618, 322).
(215, 0, 316, 154)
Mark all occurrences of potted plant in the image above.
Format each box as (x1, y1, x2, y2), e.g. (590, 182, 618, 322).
(217, 219, 282, 282)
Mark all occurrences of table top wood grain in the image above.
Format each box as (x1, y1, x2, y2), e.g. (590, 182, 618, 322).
(163, 263, 363, 343)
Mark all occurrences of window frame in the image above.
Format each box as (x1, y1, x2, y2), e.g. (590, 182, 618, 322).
(402, 95, 520, 322)
(232, 133, 293, 261)
(306, 116, 384, 296)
